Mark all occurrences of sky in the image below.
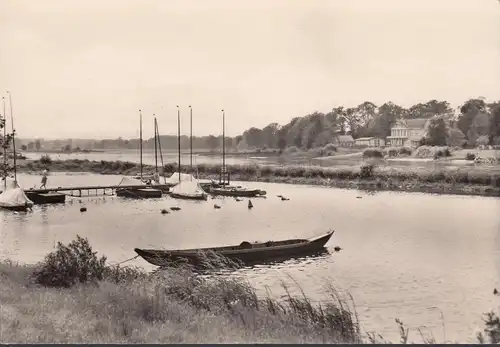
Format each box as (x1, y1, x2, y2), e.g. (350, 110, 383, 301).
(0, 0, 499, 139)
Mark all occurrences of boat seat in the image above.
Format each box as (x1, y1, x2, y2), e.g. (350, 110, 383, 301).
(239, 241, 253, 249)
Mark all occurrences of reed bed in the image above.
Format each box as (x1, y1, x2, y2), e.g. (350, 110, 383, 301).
(19, 158, 500, 188)
(0, 236, 360, 344)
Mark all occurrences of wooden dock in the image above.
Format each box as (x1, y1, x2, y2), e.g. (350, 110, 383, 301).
(25, 184, 175, 197)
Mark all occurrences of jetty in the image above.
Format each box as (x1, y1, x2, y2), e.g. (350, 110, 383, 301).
(24, 184, 175, 198)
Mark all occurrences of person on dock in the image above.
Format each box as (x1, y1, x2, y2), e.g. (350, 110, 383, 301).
(40, 169, 48, 189)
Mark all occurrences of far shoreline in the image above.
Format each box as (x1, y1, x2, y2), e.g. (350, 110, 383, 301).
(15, 158, 500, 198)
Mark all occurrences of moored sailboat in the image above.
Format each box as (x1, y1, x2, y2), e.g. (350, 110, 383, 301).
(116, 110, 163, 199)
(168, 106, 207, 201)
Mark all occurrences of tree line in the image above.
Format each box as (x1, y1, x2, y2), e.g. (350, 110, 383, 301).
(17, 98, 500, 153)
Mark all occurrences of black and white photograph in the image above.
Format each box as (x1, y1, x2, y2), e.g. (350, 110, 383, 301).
(0, 0, 499, 344)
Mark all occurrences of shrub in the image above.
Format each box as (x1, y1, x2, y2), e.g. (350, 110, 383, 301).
(359, 164, 375, 179)
(362, 148, 384, 159)
(465, 152, 476, 161)
(40, 154, 52, 165)
(32, 235, 107, 288)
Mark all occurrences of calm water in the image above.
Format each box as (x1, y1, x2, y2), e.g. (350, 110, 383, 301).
(1, 172, 500, 342)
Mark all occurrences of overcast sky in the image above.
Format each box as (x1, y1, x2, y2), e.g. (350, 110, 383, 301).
(0, 0, 499, 139)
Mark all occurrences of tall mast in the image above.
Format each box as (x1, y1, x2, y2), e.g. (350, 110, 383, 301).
(2, 97, 6, 189)
(7, 91, 16, 184)
(139, 109, 143, 181)
(154, 115, 158, 174)
(155, 119, 166, 184)
(222, 109, 225, 173)
(177, 105, 181, 183)
(189, 105, 193, 170)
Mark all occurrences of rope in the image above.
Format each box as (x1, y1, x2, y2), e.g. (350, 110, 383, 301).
(113, 254, 140, 266)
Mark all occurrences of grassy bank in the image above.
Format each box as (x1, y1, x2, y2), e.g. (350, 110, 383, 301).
(17, 158, 500, 197)
(0, 236, 360, 343)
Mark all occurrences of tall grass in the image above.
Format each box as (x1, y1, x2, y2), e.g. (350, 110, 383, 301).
(0, 236, 360, 343)
(18, 158, 500, 189)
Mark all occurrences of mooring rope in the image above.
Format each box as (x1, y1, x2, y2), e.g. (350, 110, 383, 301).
(113, 254, 140, 265)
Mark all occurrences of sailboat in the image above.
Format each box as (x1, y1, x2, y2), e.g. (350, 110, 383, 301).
(116, 110, 163, 199)
(202, 110, 266, 197)
(0, 92, 34, 211)
(169, 106, 207, 201)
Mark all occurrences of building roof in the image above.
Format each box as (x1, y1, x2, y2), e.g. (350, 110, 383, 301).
(338, 135, 354, 142)
(355, 137, 374, 141)
(394, 118, 431, 129)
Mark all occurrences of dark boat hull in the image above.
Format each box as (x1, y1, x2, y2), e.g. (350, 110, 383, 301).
(116, 188, 163, 199)
(134, 231, 334, 267)
(169, 192, 208, 201)
(205, 186, 266, 197)
(0, 203, 33, 212)
(25, 192, 66, 205)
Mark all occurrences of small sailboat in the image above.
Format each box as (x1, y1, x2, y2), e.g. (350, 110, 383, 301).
(203, 110, 266, 197)
(116, 110, 162, 199)
(0, 93, 33, 211)
(169, 106, 207, 201)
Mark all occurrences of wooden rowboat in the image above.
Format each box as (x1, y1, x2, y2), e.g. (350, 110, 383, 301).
(134, 230, 334, 267)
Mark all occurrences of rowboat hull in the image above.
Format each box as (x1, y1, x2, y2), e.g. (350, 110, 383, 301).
(116, 187, 163, 199)
(134, 230, 334, 267)
(205, 186, 266, 197)
(169, 192, 208, 201)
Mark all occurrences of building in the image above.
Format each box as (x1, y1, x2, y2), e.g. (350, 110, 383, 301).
(335, 135, 355, 147)
(387, 118, 431, 148)
(355, 137, 386, 147)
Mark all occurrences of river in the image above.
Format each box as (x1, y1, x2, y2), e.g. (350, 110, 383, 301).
(1, 172, 499, 343)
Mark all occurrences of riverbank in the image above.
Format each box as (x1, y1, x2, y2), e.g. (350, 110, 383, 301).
(17, 158, 500, 197)
(0, 236, 360, 344)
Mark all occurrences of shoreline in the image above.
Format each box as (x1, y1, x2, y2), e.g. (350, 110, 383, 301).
(16, 158, 500, 198)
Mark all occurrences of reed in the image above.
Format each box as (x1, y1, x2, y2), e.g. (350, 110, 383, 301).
(0, 236, 360, 344)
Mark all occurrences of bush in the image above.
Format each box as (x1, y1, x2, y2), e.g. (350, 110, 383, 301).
(40, 154, 52, 165)
(465, 152, 476, 161)
(359, 164, 375, 178)
(32, 235, 107, 288)
(362, 148, 384, 159)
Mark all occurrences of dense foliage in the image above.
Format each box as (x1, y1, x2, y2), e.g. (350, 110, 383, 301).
(18, 98, 500, 152)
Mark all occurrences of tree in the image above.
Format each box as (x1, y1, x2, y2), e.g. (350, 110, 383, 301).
(446, 128, 467, 147)
(368, 102, 405, 138)
(490, 106, 500, 144)
(458, 98, 486, 140)
(205, 135, 218, 152)
(0, 116, 13, 180)
(21, 144, 27, 151)
(35, 139, 41, 151)
(424, 116, 448, 146)
(476, 135, 490, 146)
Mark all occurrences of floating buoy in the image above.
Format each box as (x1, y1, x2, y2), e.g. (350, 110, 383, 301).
(494, 288, 498, 295)
(281, 196, 289, 201)
(334, 246, 342, 252)
(161, 209, 169, 214)
(170, 207, 181, 211)
(248, 200, 253, 209)
(356, 196, 362, 199)
(80, 207, 87, 212)
(214, 204, 221, 209)
(277, 194, 283, 198)
(235, 197, 242, 202)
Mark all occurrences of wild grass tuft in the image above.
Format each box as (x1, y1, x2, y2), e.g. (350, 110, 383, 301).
(0, 236, 360, 343)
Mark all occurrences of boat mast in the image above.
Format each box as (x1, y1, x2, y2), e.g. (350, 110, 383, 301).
(189, 105, 193, 170)
(2, 96, 6, 190)
(222, 109, 225, 186)
(177, 105, 181, 183)
(154, 115, 158, 174)
(155, 119, 166, 184)
(7, 91, 17, 185)
(139, 109, 143, 181)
